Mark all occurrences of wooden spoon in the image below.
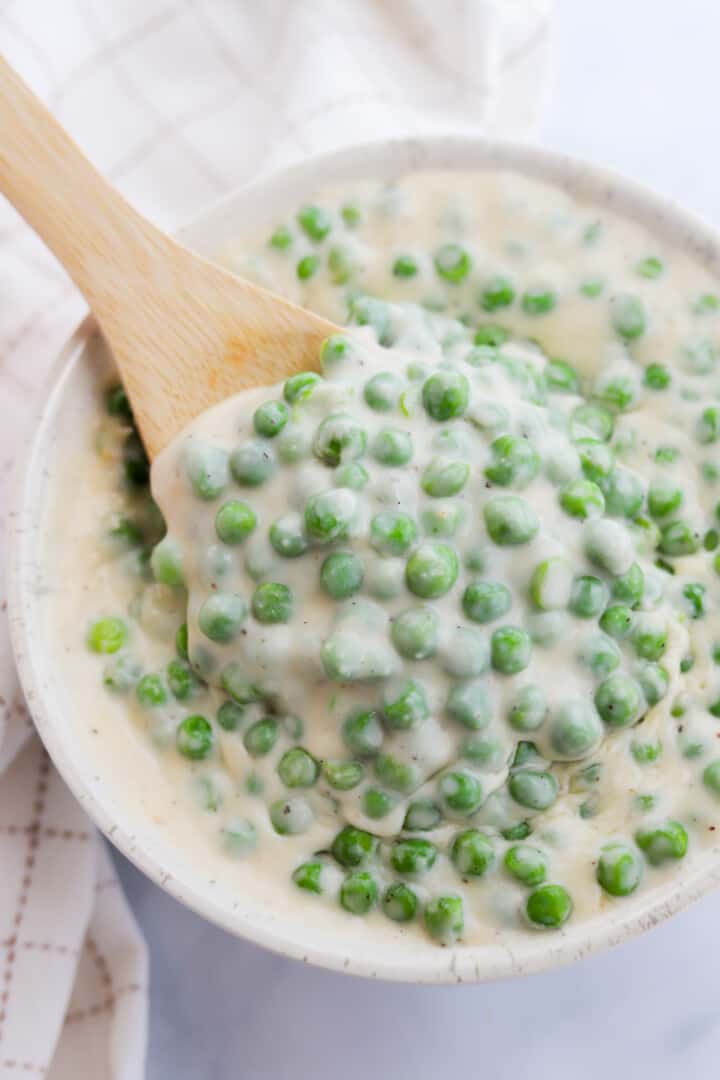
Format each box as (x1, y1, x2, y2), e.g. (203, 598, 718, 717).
(0, 57, 339, 459)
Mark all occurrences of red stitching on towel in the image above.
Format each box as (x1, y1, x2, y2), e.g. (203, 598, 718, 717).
(64, 983, 142, 1024)
(0, 754, 50, 1042)
(0, 1060, 46, 1073)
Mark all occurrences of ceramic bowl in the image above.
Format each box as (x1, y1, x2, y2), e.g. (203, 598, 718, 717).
(9, 135, 720, 983)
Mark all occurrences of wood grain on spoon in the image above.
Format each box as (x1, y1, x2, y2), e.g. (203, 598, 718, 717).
(0, 57, 339, 459)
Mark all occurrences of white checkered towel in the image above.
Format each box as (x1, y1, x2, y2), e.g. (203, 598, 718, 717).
(0, 1, 553, 1075)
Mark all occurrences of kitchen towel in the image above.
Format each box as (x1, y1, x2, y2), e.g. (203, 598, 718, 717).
(0, 1, 553, 1075)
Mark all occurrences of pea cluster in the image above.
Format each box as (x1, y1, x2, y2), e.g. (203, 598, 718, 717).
(86, 178, 720, 946)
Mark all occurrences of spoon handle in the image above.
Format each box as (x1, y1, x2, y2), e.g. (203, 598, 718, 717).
(0, 55, 170, 316)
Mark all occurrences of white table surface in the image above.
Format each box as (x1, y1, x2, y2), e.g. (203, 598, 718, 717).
(113, 2, 720, 1076)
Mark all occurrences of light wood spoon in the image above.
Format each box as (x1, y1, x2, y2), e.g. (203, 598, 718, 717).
(0, 57, 339, 458)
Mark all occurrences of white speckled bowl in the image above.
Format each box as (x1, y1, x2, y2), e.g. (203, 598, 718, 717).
(9, 136, 720, 983)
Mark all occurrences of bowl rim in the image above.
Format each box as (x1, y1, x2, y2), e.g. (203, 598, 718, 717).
(8, 133, 720, 984)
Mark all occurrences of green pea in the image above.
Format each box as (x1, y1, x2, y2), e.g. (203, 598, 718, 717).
(580, 277, 605, 298)
(215, 500, 257, 545)
(391, 606, 439, 660)
(594, 374, 638, 413)
(351, 296, 394, 345)
(270, 512, 308, 557)
(474, 324, 509, 347)
(577, 439, 615, 484)
(87, 616, 127, 655)
(644, 363, 671, 390)
(549, 701, 603, 760)
(682, 582, 707, 619)
(526, 884, 572, 928)
(243, 717, 279, 757)
(633, 622, 667, 661)
(370, 511, 417, 556)
(362, 787, 397, 819)
(297, 204, 331, 242)
(437, 770, 483, 814)
(253, 400, 289, 439)
(283, 371, 322, 404)
(371, 427, 414, 466)
(702, 760, 720, 796)
(484, 495, 539, 546)
(636, 663, 669, 706)
(342, 707, 383, 756)
(403, 799, 442, 831)
(421, 457, 470, 497)
(631, 738, 662, 764)
(335, 461, 369, 491)
(696, 406, 720, 445)
(559, 479, 605, 520)
(420, 504, 462, 537)
(636, 255, 663, 278)
(612, 562, 644, 606)
(601, 469, 645, 519)
(491, 626, 532, 675)
(103, 655, 141, 694)
(406, 542, 459, 599)
(220, 663, 261, 706)
(584, 519, 635, 576)
(277, 747, 318, 788)
(572, 403, 615, 441)
(530, 557, 573, 611)
(434, 243, 472, 283)
(508, 769, 558, 811)
(341, 202, 360, 227)
(545, 358, 580, 394)
(327, 245, 356, 285)
(313, 413, 367, 467)
(216, 700, 245, 731)
(364, 371, 404, 412)
(390, 838, 438, 875)
(322, 760, 365, 791)
(374, 753, 421, 794)
(251, 582, 293, 624)
(198, 592, 247, 643)
(382, 883, 418, 922)
(104, 511, 143, 551)
(320, 552, 363, 599)
(331, 825, 377, 867)
(522, 288, 557, 316)
(485, 434, 540, 489)
(513, 741, 541, 769)
(569, 575, 608, 618)
(479, 274, 514, 311)
(508, 684, 547, 732)
(611, 293, 646, 340)
(136, 673, 168, 708)
(269, 224, 292, 251)
(292, 861, 323, 894)
(123, 431, 150, 487)
(505, 844, 547, 886)
(599, 605, 635, 640)
(422, 370, 470, 421)
(447, 680, 491, 731)
(269, 797, 314, 835)
(424, 895, 464, 943)
(230, 440, 276, 487)
(450, 829, 495, 877)
(383, 678, 429, 730)
(106, 382, 133, 420)
(393, 253, 419, 279)
(304, 488, 356, 542)
(595, 673, 645, 728)
(635, 821, 688, 865)
(462, 580, 512, 624)
(319, 334, 356, 375)
(222, 820, 257, 856)
(165, 659, 198, 702)
(176, 715, 214, 760)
